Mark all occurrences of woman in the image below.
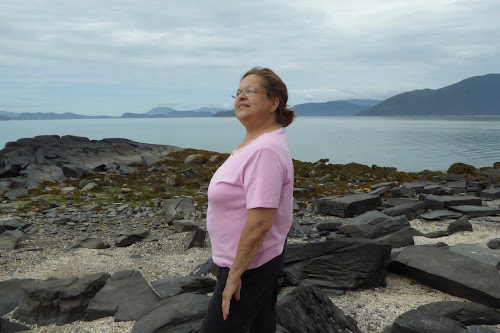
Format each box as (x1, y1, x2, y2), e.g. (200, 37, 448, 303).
(200, 67, 295, 332)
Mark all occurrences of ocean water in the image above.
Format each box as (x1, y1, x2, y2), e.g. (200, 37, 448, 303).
(1, 116, 499, 172)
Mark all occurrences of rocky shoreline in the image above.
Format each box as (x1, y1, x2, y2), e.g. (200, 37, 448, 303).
(1, 135, 500, 333)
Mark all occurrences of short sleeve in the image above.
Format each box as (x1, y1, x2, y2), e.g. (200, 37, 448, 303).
(241, 147, 286, 209)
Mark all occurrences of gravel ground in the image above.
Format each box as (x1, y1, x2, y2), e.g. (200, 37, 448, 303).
(2, 199, 500, 332)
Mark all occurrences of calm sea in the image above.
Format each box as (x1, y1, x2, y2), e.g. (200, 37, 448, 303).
(1, 116, 499, 172)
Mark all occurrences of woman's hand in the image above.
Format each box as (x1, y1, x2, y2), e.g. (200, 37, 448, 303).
(221, 273, 242, 321)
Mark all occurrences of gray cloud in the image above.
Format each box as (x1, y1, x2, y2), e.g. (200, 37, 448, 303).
(0, 0, 499, 115)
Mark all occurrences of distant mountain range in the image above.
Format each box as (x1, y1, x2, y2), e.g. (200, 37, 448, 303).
(1, 74, 499, 120)
(213, 99, 381, 117)
(357, 74, 500, 116)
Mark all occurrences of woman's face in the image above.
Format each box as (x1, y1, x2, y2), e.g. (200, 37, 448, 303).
(234, 74, 278, 128)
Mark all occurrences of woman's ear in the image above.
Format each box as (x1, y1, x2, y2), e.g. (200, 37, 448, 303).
(270, 97, 279, 113)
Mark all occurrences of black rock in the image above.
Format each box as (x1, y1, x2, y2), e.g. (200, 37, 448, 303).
(447, 216, 473, 233)
(417, 301, 500, 325)
(420, 209, 463, 221)
(449, 244, 500, 268)
(114, 229, 150, 247)
(487, 238, 500, 249)
(86, 270, 160, 322)
(131, 293, 209, 333)
(190, 257, 219, 277)
(316, 193, 382, 218)
(448, 205, 500, 217)
(339, 210, 410, 239)
(391, 245, 500, 308)
(0, 278, 34, 316)
(283, 238, 391, 291)
(391, 309, 467, 333)
(424, 230, 450, 238)
(378, 227, 414, 248)
(382, 201, 426, 220)
(0, 317, 31, 332)
(172, 220, 200, 233)
(151, 276, 216, 299)
(316, 220, 342, 232)
(276, 284, 361, 333)
(391, 187, 417, 198)
(183, 229, 206, 250)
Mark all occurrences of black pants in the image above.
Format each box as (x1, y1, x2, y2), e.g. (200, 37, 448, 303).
(199, 251, 285, 333)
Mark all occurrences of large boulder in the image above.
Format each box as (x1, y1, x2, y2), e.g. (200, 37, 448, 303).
(86, 270, 160, 321)
(283, 238, 391, 292)
(316, 193, 382, 218)
(14, 273, 109, 326)
(276, 284, 361, 333)
(391, 245, 500, 308)
(338, 210, 410, 239)
(131, 293, 210, 333)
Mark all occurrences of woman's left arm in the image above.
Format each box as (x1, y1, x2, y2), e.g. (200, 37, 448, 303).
(221, 207, 276, 320)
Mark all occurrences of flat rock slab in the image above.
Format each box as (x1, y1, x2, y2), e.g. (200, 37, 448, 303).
(151, 276, 216, 299)
(385, 197, 419, 207)
(382, 201, 426, 220)
(86, 270, 159, 321)
(316, 193, 381, 218)
(391, 245, 500, 308)
(481, 188, 500, 199)
(448, 205, 500, 217)
(449, 244, 500, 268)
(417, 301, 500, 326)
(131, 293, 209, 333)
(338, 210, 410, 239)
(420, 209, 463, 221)
(276, 284, 361, 333)
(391, 309, 467, 333)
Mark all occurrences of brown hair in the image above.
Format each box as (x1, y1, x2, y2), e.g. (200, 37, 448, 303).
(242, 67, 296, 127)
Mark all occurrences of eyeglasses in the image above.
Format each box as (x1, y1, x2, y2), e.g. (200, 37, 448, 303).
(232, 86, 266, 99)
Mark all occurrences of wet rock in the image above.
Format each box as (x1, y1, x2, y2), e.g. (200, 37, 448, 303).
(276, 284, 361, 333)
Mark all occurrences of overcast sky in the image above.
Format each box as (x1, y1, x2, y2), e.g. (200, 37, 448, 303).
(1, 0, 499, 116)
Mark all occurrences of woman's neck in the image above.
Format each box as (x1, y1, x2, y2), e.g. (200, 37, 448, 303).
(235, 122, 280, 151)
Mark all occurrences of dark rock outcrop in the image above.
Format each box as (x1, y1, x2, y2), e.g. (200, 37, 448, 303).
(86, 270, 159, 321)
(338, 210, 410, 239)
(417, 301, 500, 325)
(283, 238, 391, 292)
(14, 273, 109, 326)
(276, 284, 361, 333)
(391, 309, 467, 333)
(382, 201, 426, 220)
(0, 278, 34, 316)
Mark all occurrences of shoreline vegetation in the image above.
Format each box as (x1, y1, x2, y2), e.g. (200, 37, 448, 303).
(1, 136, 500, 332)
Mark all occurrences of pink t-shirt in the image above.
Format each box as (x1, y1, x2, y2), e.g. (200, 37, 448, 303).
(207, 127, 294, 269)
